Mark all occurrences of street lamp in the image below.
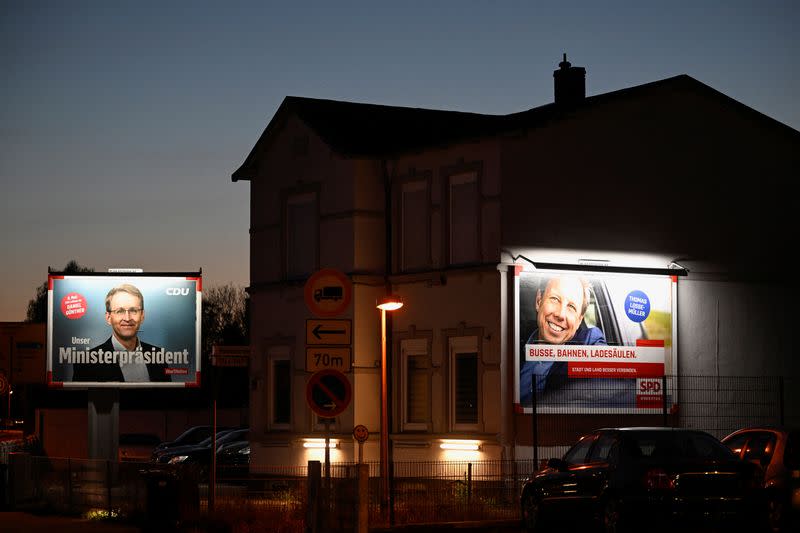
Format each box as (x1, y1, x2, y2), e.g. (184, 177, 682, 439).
(376, 294, 403, 512)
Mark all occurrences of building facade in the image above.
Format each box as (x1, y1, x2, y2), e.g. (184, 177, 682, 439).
(232, 60, 799, 467)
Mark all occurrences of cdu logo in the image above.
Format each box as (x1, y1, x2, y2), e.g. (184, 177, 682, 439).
(166, 288, 190, 296)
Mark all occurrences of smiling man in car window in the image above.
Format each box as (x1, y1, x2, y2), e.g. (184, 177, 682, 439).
(72, 283, 169, 383)
(520, 275, 607, 404)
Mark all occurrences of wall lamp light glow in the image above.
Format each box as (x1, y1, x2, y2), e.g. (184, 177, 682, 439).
(440, 440, 481, 451)
(376, 295, 404, 311)
(303, 438, 339, 449)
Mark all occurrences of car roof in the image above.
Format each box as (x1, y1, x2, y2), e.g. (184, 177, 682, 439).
(596, 427, 706, 432)
(721, 426, 799, 439)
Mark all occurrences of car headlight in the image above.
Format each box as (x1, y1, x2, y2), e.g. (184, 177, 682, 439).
(168, 455, 189, 464)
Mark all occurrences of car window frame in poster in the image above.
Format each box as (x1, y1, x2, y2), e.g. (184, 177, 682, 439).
(516, 268, 677, 414)
(47, 272, 202, 388)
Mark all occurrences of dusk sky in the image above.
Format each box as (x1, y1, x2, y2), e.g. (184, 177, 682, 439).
(2, 1, 798, 321)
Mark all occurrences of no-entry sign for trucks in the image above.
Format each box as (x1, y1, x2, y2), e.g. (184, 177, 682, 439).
(304, 268, 352, 317)
(306, 369, 352, 418)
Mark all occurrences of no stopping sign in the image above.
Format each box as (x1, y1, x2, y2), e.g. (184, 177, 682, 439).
(306, 369, 352, 417)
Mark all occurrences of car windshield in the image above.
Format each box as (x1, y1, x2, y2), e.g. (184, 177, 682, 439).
(174, 426, 214, 445)
(624, 431, 734, 461)
(217, 429, 248, 445)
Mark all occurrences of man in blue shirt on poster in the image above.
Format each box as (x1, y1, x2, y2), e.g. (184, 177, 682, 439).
(520, 274, 635, 407)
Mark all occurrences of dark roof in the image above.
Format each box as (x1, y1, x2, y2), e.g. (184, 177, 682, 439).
(290, 97, 506, 156)
(232, 97, 505, 180)
(232, 75, 798, 181)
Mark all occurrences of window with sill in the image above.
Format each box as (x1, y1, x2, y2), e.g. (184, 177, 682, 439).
(449, 335, 480, 430)
(400, 338, 431, 431)
(285, 191, 318, 278)
(400, 180, 430, 271)
(448, 172, 479, 265)
(268, 347, 292, 430)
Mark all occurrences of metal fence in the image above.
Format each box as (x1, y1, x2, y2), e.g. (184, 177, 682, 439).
(0, 434, 41, 464)
(5, 454, 200, 522)
(529, 374, 796, 461)
(212, 460, 535, 529)
(386, 459, 534, 524)
(3, 374, 796, 531)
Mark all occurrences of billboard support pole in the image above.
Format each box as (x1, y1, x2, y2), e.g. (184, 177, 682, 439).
(87, 388, 119, 461)
(531, 380, 538, 468)
(210, 364, 217, 513)
(662, 374, 668, 427)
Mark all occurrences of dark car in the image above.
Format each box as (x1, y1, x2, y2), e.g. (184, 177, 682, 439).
(520, 427, 760, 533)
(217, 440, 250, 478)
(722, 426, 800, 532)
(157, 427, 249, 478)
(151, 427, 242, 463)
(152, 425, 228, 455)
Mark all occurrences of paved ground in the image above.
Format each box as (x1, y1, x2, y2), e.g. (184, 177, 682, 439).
(0, 511, 523, 533)
(0, 511, 143, 533)
(370, 519, 522, 532)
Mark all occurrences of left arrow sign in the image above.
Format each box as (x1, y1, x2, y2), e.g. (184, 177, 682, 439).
(306, 319, 352, 345)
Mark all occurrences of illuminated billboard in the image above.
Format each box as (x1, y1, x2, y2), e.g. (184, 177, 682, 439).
(517, 269, 676, 413)
(47, 273, 201, 388)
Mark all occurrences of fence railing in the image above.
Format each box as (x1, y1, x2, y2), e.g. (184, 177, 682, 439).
(3, 374, 797, 531)
(528, 374, 794, 461)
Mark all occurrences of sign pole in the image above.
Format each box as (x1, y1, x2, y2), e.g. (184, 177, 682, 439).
(531, 379, 538, 468)
(324, 417, 331, 489)
(210, 365, 217, 513)
(380, 307, 389, 513)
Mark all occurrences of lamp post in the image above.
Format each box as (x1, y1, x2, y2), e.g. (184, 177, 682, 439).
(376, 295, 403, 513)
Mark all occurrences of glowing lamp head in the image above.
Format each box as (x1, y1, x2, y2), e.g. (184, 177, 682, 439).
(376, 295, 404, 311)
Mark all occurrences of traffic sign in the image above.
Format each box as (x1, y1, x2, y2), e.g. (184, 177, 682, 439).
(306, 347, 351, 372)
(306, 319, 352, 345)
(211, 345, 249, 367)
(211, 356, 249, 368)
(353, 424, 369, 443)
(304, 268, 352, 317)
(306, 369, 352, 418)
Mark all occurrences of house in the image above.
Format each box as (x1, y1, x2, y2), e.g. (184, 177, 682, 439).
(232, 58, 799, 466)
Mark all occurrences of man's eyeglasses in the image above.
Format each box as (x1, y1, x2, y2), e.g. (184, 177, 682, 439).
(108, 307, 142, 317)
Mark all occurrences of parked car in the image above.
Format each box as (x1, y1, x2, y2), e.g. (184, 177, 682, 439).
(216, 440, 250, 478)
(151, 427, 242, 463)
(152, 425, 227, 455)
(156, 427, 249, 477)
(118, 433, 161, 462)
(520, 427, 760, 533)
(722, 426, 800, 533)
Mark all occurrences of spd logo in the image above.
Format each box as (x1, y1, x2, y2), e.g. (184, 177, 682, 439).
(638, 378, 662, 393)
(166, 288, 190, 296)
(636, 378, 664, 409)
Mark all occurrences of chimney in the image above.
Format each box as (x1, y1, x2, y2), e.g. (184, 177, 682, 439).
(553, 53, 586, 106)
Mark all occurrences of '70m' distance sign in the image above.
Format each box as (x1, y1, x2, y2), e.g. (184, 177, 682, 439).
(306, 347, 351, 372)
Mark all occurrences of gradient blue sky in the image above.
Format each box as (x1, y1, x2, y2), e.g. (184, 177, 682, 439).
(2, 1, 798, 321)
